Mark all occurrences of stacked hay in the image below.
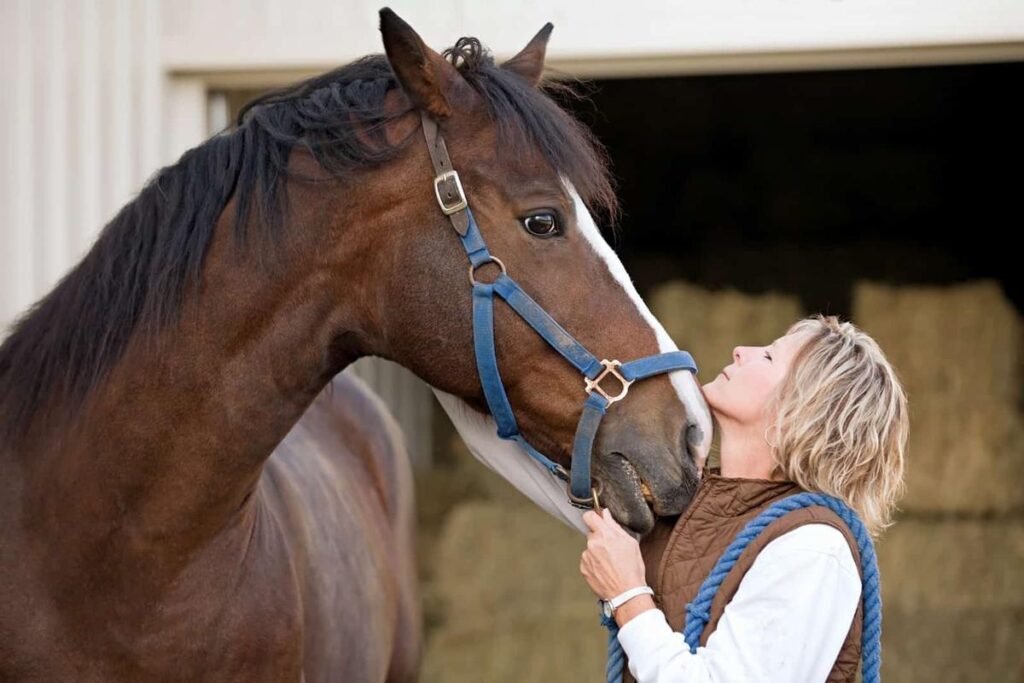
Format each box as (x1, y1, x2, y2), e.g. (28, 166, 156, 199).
(854, 280, 1024, 514)
(649, 280, 806, 378)
(650, 280, 805, 469)
(876, 516, 1024, 680)
(854, 280, 1024, 682)
(415, 433, 605, 683)
(876, 519, 1024, 611)
(421, 501, 605, 683)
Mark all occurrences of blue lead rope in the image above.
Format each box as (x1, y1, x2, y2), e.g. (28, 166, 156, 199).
(603, 492, 882, 682)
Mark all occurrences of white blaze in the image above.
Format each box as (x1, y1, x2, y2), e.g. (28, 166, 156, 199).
(566, 184, 713, 472)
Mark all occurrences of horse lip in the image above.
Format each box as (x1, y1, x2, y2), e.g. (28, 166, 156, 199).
(613, 452, 656, 511)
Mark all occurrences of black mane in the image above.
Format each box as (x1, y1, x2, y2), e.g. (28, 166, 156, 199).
(0, 38, 616, 443)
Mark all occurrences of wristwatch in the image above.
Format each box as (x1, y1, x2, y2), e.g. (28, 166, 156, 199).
(600, 585, 655, 620)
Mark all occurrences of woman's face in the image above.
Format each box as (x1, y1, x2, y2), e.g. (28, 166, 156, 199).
(702, 330, 816, 426)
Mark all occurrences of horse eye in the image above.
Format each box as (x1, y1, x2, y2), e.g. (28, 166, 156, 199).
(522, 213, 560, 238)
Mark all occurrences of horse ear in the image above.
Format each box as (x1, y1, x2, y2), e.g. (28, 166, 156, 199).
(379, 8, 462, 118)
(501, 23, 554, 87)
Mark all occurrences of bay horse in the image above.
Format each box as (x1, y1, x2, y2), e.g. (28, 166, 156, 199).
(0, 9, 711, 682)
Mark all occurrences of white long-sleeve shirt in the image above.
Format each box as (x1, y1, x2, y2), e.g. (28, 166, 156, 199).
(616, 523, 862, 683)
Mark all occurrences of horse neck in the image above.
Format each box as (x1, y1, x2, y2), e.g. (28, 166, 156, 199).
(22, 179, 375, 569)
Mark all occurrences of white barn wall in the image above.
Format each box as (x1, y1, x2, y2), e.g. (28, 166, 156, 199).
(0, 0, 163, 331)
(161, 0, 1024, 75)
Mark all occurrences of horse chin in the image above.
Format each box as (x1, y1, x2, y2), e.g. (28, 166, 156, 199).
(607, 489, 655, 537)
(603, 451, 700, 536)
(598, 456, 655, 535)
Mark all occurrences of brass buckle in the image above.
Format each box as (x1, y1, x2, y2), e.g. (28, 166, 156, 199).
(434, 170, 468, 215)
(584, 359, 633, 405)
(567, 478, 604, 512)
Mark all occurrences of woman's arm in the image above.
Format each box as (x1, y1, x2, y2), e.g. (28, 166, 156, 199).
(582, 512, 861, 683)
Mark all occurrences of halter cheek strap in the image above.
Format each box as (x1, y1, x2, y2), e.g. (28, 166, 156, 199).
(421, 112, 697, 509)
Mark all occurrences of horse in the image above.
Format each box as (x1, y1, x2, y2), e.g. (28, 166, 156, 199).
(0, 9, 711, 682)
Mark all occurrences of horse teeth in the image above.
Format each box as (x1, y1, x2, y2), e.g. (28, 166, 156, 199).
(640, 481, 653, 503)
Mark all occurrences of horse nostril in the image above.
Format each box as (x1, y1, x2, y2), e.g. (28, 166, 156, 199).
(684, 421, 709, 475)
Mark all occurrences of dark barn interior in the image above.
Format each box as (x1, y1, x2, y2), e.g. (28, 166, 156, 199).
(559, 61, 1023, 317)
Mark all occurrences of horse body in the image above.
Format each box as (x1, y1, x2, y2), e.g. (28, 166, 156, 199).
(0, 10, 709, 680)
(256, 372, 419, 683)
(1, 371, 417, 682)
(0, 127, 419, 679)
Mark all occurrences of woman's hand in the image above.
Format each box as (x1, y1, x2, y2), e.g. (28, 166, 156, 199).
(580, 508, 648, 600)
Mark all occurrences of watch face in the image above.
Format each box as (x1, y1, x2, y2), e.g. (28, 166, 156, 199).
(601, 600, 613, 620)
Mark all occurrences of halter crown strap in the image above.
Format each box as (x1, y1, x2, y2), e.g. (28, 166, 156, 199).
(421, 113, 470, 236)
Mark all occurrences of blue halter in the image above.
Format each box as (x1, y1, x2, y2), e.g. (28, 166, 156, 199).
(422, 113, 698, 509)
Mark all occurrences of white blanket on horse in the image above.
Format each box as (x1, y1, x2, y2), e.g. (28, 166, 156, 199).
(433, 389, 590, 534)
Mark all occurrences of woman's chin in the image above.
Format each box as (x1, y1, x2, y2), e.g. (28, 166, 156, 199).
(700, 380, 720, 410)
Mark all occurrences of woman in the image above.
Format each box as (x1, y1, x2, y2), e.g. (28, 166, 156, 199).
(580, 314, 907, 683)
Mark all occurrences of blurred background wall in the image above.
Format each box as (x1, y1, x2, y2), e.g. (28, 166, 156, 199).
(2, 2, 1022, 681)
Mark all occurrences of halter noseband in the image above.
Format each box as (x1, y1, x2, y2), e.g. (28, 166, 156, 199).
(421, 112, 697, 511)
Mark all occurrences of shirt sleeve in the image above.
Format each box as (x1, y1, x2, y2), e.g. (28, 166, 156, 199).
(615, 523, 862, 683)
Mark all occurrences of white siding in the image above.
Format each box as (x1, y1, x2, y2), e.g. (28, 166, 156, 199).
(0, 0, 164, 331)
(161, 0, 1024, 75)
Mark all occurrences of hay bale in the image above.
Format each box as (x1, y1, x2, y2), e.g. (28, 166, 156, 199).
(419, 499, 607, 680)
(853, 280, 1024, 514)
(881, 607, 1024, 683)
(649, 280, 805, 379)
(876, 518, 1024, 611)
(421, 615, 605, 683)
(429, 500, 595, 627)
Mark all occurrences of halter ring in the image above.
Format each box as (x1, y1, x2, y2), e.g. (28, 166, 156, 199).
(567, 478, 604, 512)
(585, 359, 634, 404)
(468, 256, 507, 286)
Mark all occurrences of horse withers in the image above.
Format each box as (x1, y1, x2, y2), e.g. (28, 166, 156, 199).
(0, 9, 710, 682)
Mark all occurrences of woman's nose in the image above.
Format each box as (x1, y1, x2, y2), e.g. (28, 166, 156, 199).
(733, 346, 743, 364)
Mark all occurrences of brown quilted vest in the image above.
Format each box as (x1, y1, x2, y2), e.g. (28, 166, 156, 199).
(621, 470, 863, 683)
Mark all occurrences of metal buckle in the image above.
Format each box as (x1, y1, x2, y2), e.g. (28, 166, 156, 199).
(566, 478, 604, 512)
(434, 170, 468, 215)
(584, 359, 634, 405)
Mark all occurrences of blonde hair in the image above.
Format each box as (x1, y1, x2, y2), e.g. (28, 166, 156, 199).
(766, 315, 908, 537)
